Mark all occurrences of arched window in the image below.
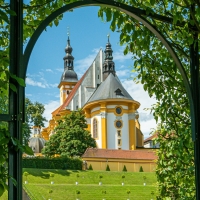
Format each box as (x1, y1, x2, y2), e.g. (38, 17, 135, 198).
(93, 118, 98, 138)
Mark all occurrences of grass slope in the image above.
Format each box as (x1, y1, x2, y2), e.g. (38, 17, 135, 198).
(22, 169, 157, 200)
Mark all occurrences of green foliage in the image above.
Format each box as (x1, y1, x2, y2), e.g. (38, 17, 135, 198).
(98, 1, 199, 198)
(122, 175, 125, 179)
(102, 190, 106, 194)
(25, 98, 47, 128)
(139, 166, 144, 172)
(99, 175, 103, 181)
(106, 164, 110, 171)
(48, 189, 53, 194)
(23, 172, 29, 181)
(43, 109, 96, 157)
(127, 190, 130, 194)
(88, 164, 93, 170)
(22, 156, 82, 170)
(122, 165, 127, 172)
(76, 190, 80, 194)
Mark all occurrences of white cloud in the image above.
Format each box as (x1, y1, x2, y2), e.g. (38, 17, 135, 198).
(113, 49, 132, 62)
(26, 77, 46, 88)
(116, 69, 130, 77)
(56, 68, 63, 72)
(46, 69, 53, 73)
(121, 79, 157, 138)
(43, 100, 60, 127)
(26, 77, 57, 88)
(75, 53, 97, 75)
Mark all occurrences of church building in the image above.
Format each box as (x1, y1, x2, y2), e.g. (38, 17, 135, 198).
(41, 36, 144, 150)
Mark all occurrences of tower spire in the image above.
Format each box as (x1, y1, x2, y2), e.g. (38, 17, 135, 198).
(103, 35, 116, 81)
(58, 30, 78, 105)
(64, 27, 74, 70)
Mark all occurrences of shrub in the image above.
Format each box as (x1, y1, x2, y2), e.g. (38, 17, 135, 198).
(139, 166, 144, 172)
(122, 165, 127, 172)
(49, 189, 53, 194)
(106, 164, 110, 171)
(76, 190, 80, 194)
(50, 162, 55, 169)
(23, 172, 29, 181)
(22, 156, 82, 170)
(99, 175, 103, 181)
(88, 164, 93, 170)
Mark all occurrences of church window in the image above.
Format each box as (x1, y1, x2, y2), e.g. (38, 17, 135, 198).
(116, 107, 122, 114)
(115, 120, 122, 128)
(93, 118, 98, 138)
(117, 130, 121, 137)
(98, 75, 99, 79)
(118, 139, 121, 145)
(67, 90, 69, 94)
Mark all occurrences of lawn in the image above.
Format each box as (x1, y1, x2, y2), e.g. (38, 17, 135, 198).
(1, 169, 157, 200)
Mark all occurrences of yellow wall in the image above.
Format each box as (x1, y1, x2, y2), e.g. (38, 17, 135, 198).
(84, 158, 156, 172)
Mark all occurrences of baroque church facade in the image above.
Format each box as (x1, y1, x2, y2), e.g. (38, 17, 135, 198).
(41, 36, 144, 150)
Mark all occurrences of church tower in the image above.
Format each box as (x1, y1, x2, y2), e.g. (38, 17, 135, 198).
(58, 36, 78, 105)
(103, 35, 116, 81)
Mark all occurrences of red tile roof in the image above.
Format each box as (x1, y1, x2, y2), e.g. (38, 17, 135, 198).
(52, 70, 88, 115)
(82, 148, 157, 160)
(144, 133, 158, 143)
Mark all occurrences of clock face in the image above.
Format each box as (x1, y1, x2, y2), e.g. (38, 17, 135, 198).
(116, 120, 122, 128)
(116, 107, 122, 114)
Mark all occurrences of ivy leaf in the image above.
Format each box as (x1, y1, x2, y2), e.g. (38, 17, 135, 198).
(9, 83, 17, 92)
(0, 10, 9, 23)
(6, 10, 17, 16)
(9, 73, 26, 87)
(0, 183, 5, 197)
(23, 145, 34, 155)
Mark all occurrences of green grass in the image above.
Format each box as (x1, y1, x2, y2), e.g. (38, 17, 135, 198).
(1, 169, 157, 200)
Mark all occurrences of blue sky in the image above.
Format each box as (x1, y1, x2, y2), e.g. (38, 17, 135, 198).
(25, 6, 157, 138)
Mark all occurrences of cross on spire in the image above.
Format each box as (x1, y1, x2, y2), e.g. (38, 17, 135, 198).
(67, 27, 70, 37)
(107, 33, 110, 42)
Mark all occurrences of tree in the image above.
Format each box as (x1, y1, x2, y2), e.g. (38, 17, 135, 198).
(98, 1, 199, 199)
(43, 109, 96, 157)
(42, 132, 62, 157)
(23, 98, 47, 145)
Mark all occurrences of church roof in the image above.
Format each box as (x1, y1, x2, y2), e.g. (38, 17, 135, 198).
(82, 148, 157, 160)
(86, 73, 133, 103)
(144, 133, 158, 143)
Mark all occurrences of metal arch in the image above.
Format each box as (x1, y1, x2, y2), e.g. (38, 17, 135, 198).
(23, 0, 194, 136)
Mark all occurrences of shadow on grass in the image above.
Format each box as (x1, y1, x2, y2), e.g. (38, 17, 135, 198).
(23, 168, 72, 179)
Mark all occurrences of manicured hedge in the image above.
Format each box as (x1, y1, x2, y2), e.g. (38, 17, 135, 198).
(22, 156, 82, 170)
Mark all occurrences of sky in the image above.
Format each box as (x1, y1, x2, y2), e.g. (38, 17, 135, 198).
(25, 6, 157, 138)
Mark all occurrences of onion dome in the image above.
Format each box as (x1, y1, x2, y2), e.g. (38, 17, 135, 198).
(60, 36, 78, 83)
(103, 35, 116, 81)
(29, 134, 46, 153)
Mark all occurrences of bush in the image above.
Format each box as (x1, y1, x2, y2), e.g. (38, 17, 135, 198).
(88, 164, 93, 170)
(22, 156, 82, 170)
(139, 166, 144, 172)
(106, 164, 110, 171)
(122, 165, 127, 172)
